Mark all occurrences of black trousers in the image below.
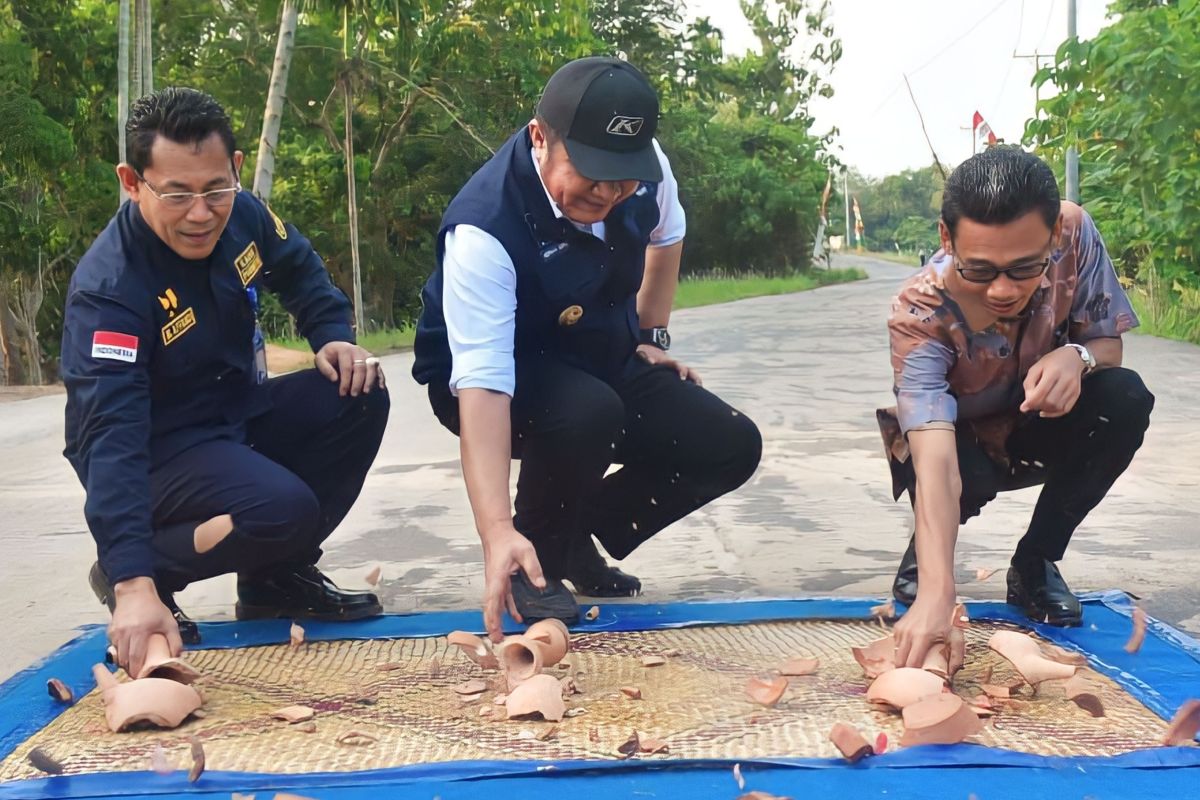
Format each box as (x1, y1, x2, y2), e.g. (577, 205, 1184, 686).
(430, 358, 762, 578)
(148, 369, 390, 591)
(900, 367, 1154, 561)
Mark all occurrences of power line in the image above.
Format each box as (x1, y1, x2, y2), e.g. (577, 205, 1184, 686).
(990, 0, 1024, 110)
(908, 0, 1011, 78)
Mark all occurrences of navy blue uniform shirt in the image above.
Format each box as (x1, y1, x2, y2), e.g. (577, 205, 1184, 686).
(62, 193, 354, 584)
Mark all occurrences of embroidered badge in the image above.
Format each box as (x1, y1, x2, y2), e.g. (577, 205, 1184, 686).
(161, 307, 197, 346)
(235, 242, 263, 287)
(91, 331, 138, 363)
(558, 305, 584, 326)
(266, 204, 288, 240)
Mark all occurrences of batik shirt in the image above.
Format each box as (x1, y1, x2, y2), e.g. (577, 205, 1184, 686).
(878, 202, 1137, 494)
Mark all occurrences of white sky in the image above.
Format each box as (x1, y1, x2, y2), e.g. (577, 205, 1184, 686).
(685, 0, 1111, 178)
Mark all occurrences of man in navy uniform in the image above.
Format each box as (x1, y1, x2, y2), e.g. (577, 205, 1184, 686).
(62, 88, 389, 678)
(412, 57, 762, 640)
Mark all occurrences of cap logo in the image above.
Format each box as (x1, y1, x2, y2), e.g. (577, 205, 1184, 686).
(606, 115, 644, 136)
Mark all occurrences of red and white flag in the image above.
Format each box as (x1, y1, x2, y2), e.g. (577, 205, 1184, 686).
(972, 111, 997, 152)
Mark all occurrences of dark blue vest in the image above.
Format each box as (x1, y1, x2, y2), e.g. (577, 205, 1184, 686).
(412, 128, 661, 388)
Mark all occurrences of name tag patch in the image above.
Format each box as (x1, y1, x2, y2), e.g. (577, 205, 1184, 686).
(91, 331, 139, 363)
(235, 242, 263, 287)
(161, 307, 197, 346)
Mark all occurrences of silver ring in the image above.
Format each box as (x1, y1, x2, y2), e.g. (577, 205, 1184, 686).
(365, 356, 380, 367)
(353, 359, 367, 365)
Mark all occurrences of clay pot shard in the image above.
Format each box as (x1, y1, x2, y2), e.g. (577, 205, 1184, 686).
(746, 676, 789, 708)
(1064, 675, 1105, 718)
(974, 567, 1000, 581)
(1042, 643, 1088, 666)
(498, 635, 547, 687)
(779, 657, 820, 676)
(900, 693, 984, 747)
(866, 667, 946, 711)
(504, 674, 566, 722)
(92, 664, 202, 733)
(46, 678, 73, 704)
(290, 622, 305, 649)
(335, 730, 379, 746)
(736, 793, 794, 800)
(870, 600, 896, 618)
(1124, 607, 1147, 654)
(639, 736, 669, 755)
(852, 635, 896, 679)
(137, 634, 201, 684)
(987, 631, 1076, 684)
(271, 705, 316, 723)
(452, 679, 490, 695)
(641, 655, 667, 667)
(446, 631, 500, 670)
(525, 619, 570, 667)
(616, 730, 640, 759)
(829, 722, 873, 763)
(27, 747, 64, 775)
(620, 686, 642, 700)
(584, 606, 600, 621)
(187, 735, 205, 782)
(365, 565, 382, 587)
(1163, 699, 1200, 746)
(874, 731, 888, 754)
(980, 683, 1016, 700)
(920, 643, 950, 679)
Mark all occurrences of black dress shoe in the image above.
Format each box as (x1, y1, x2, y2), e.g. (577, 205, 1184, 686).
(565, 536, 642, 597)
(892, 536, 918, 606)
(235, 564, 382, 621)
(510, 571, 580, 625)
(1006, 555, 1083, 627)
(88, 561, 201, 645)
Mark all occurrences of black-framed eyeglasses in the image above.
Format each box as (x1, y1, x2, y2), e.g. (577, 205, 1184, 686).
(136, 172, 241, 210)
(952, 236, 1054, 284)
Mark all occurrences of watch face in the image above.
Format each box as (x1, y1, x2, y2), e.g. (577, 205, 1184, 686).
(654, 328, 671, 350)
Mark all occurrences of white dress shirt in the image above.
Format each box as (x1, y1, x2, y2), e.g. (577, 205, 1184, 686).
(442, 138, 686, 396)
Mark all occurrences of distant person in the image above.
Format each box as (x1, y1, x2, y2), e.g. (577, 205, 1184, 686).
(62, 88, 389, 678)
(918, 248, 927, 267)
(412, 57, 762, 639)
(877, 146, 1152, 667)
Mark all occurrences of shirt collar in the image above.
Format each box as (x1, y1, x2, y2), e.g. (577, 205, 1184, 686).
(529, 147, 596, 235)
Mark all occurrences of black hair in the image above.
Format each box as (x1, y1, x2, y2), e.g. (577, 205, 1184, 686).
(941, 146, 1060, 238)
(125, 87, 236, 173)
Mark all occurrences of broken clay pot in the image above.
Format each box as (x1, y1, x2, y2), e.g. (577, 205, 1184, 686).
(829, 722, 873, 763)
(745, 676, 789, 707)
(1064, 674, 1105, 718)
(504, 673, 566, 722)
(866, 667, 946, 711)
(1124, 607, 1147, 654)
(92, 664, 202, 733)
(988, 631, 1076, 684)
(900, 693, 983, 747)
(1163, 698, 1200, 746)
(137, 634, 201, 684)
(446, 631, 499, 670)
(852, 635, 896, 679)
(498, 635, 548, 686)
(524, 619, 570, 667)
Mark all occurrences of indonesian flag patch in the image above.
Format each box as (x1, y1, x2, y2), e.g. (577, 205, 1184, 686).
(91, 331, 139, 363)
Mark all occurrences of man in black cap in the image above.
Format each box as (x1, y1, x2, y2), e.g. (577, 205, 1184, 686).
(412, 57, 762, 639)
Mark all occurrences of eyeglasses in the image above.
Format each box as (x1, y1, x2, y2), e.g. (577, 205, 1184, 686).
(952, 236, 1054, 284)
(136, 172, 241, 209)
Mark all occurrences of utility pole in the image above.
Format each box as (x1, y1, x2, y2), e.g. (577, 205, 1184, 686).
(1065, 0, 1080, 202)
(1012, 50, 1050, 118)
(843, 169, 851, 248)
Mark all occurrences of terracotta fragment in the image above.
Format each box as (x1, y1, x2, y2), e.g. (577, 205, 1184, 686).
(620, 686, 643, 700)
(1124, 607, 1147, 654)
(920, 643, 950, 678)
(46, 678, 73, 704)
(828, 722, 873, 763)
(365, 565, 382, 586)
(453, 679, 489, 695)
(585, 606, 600, 621)
(525, 619, 570, 666)
(641, 655, 667, 667)
(504, 674, 566, 721)
(900, 693, 984, 747)
(335, 730, 378, 746)
(640, 737, 669, 754)
(874, 731, 888, 754)
(92, 664, 203, 732)
(779, 657, 820, 676)
(295, 722, 317, 733)
(1162, 699, 1200, 746)
(616, 730, 640, 758)
(870, 600, 896, 618)
(498, 635, 547, 685)
(138, 634, 201, 684)
(974, 567, 1000, 581)
(447, 631, 500, 670)
(271, 705, 315, 723)
(661, 649, 681, 657)
(866, 667, 946, 710)
(458, 692, 485, 703)
(289, 622, 305, 649)
(1041, 643, 1088, 666)
(736, 793, 793, 800)
(987, 631, 1076, 684)
(979, 683, 1015, 700)
(852, 635, 896, 679)
(745, 676, 789, 707)
(187, 736, 205, 782)
(149, 744, 174, 775)
(589, 727, 600, 743)
(1064, 675, 1105, 717)
(27, 746, 63, 775)
(559, 676, 580, 696)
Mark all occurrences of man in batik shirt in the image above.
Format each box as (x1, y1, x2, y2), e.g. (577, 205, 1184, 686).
(878, 147, 1154, 667)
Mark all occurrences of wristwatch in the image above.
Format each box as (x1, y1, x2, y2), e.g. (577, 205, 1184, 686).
(1064, 343, 1096, 374)
(639, 327, 671, 351)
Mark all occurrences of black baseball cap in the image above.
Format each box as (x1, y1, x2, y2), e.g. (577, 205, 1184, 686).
(536, 56, 662, 183)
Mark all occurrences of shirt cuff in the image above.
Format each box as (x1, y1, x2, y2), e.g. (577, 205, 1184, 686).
(450, 349, 515, 397)
(102, 543, 157, 586)
(896, 392, 958, 436)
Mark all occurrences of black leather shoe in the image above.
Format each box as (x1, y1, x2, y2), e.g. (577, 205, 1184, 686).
(892, 536, 918, 606)
(510, 571, 580, 625)
(88, 561, 201, 645)
(565, 536, 642, 597)
(235, 564, 382, 621)
(1006, 556, 1083, 627)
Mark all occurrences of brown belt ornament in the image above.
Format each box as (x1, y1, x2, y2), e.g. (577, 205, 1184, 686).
(558, 305, 584, 326)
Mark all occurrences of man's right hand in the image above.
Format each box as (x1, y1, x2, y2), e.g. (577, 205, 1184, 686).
(893, 589, 956, 668)
(109, 577, 182, 678)
(481, 525, 546, 643)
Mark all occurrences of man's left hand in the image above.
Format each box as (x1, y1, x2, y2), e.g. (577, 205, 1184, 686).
(1020, 345, 1085, 418)
(636, 344, 702, 385)
(315, 341, 386, 396)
